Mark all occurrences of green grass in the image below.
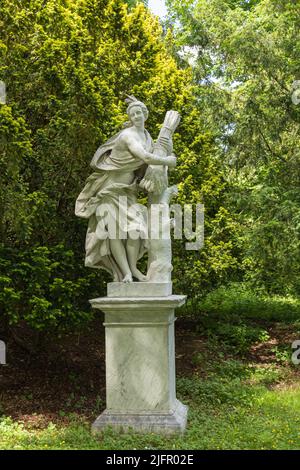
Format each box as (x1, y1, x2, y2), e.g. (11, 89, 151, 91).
(1, 361, 300, 450)
(195, 283, 300, 323)
(181, 283, 300, 356)
(1, 284, 300, 450)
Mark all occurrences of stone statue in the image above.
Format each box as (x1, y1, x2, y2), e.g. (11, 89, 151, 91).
(75, 96, 180, 283)
(79, 98, 188, 434)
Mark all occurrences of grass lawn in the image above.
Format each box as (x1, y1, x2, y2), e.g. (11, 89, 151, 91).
(1, 371, 300, 450)
(1, 284, 300, 450)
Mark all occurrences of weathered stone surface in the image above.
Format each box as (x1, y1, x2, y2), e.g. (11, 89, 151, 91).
(107, 282, 172, 297)
(90, 295, 188, 434)
(77, 97, 187, 435)
(90, 295, 186, 311)
(92, 399, 188, 435)
(75, 97, 179, 283)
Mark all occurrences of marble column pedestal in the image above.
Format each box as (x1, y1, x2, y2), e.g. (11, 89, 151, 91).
(90, 283, 188, 434)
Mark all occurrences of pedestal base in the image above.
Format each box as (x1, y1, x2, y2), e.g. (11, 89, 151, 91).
(90, 295, 188, 435)
(107, 282, 172, 298)
(92, 399, 188, 435)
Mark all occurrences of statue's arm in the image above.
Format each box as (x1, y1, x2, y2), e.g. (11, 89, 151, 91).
(122, 134, 176, 167)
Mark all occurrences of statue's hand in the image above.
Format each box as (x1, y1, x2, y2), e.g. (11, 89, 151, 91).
(139, 166, 168, 194)
(165, 155, 177, 168)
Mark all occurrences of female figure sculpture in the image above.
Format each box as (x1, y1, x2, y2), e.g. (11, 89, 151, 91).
(75, 97, 176, 283)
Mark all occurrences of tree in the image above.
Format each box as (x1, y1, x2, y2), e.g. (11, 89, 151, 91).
(168, 0, 300, 294)
(125, 0, 148, 7)
(0, 0, 237, 332)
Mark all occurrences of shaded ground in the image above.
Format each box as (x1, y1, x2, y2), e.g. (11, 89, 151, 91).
(0, 314, 299, 431)
(0, 318, 106, 426)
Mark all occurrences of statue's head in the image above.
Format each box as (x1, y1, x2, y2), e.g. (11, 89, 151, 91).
(125, 95, 149, 126)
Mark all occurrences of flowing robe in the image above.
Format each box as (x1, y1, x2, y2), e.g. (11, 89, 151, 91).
(75, 130, 153, 281)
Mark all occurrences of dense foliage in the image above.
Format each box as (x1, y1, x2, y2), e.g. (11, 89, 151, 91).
(2, 0, 297, 334)
(168, 0, 300, 294)
(1, 1, 299, 451)
(0, 0, 237, 331)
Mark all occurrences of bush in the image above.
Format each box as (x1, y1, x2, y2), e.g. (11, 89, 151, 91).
(197, 283, 300, 323)
(0, 244, 106, 331)
(208, 323, 270, 355)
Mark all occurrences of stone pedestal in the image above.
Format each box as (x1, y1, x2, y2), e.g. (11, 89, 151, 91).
(90, 284, 188, 434)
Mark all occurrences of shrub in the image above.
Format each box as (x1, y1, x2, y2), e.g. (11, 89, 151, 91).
(0, 244, 106, 331)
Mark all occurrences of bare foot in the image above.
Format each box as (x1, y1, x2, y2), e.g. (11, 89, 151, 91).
(122, 273, 133, 283)
(131, 268, 148, 282)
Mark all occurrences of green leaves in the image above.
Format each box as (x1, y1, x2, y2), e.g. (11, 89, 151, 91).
(1, 0, 208, 330)
(0, 244, 101, 330)
(169, 0, 300, 294)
